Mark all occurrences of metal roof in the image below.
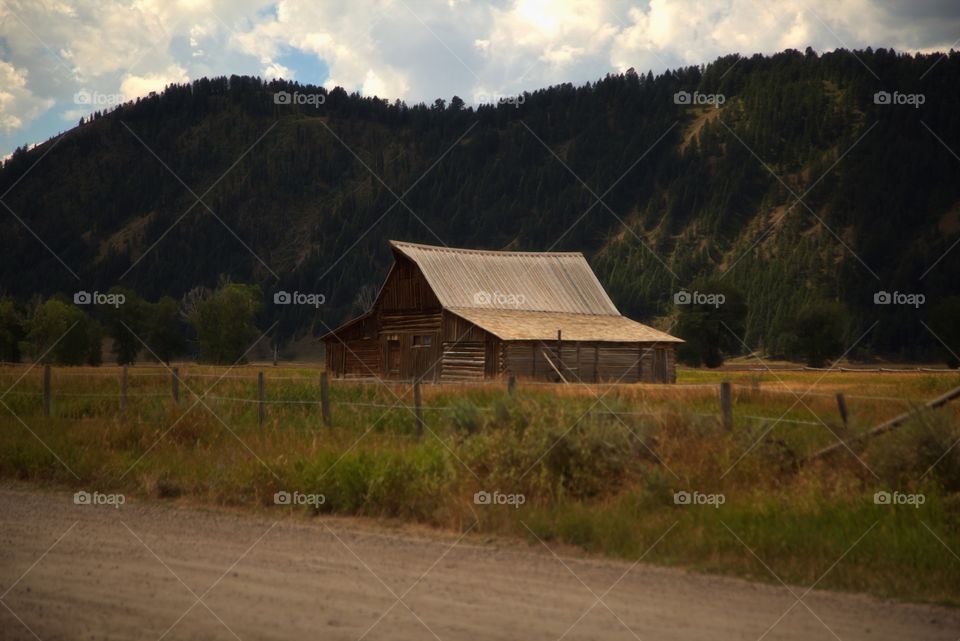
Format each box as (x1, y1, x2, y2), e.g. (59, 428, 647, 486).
(448, 308, 683, 343)
(322, 241, 682, 343)
(390, 240, 620, 315)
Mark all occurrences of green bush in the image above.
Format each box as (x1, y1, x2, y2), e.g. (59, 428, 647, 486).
(450, 398, 483, 435)
(868, 409, 960, 492)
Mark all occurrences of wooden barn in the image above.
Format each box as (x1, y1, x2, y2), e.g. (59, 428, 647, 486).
(321, 241, 682, 383)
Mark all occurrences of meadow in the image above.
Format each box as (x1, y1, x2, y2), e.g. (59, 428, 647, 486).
(1, 363, 959, 605)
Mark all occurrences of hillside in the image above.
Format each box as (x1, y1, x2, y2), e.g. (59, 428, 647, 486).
(2, 47, 958, 358)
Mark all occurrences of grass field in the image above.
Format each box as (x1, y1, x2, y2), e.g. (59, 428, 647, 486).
(1, 363, 959, 605)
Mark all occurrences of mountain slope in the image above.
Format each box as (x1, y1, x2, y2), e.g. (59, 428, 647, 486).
(2, 48, 958, 357)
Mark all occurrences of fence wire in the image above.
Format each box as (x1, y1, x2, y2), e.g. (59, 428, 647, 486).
(2, 364, 954, 431)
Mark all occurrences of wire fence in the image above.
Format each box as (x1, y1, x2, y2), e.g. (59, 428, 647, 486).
(0, 363, 954, 434)
(678, 366, 956, 373)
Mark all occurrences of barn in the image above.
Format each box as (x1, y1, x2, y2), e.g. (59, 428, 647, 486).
(321, 241, 682, 383)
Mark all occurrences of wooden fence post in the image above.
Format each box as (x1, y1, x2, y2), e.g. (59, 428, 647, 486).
(320, 372, 331, 427)
(556, 329, 563, 379)
(836, 392, 848, 427)
(42, 365, 51, 417)
(719, 381, 733, 431)
(414, 379, 424, 439)
(121, 366, 128, 419)
(171, 367, 180, 404)
(258, 371, 265, 429)
(507, 375, 516, 395)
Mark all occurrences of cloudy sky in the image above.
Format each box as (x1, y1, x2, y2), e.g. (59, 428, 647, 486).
(1, 0, 958, 157)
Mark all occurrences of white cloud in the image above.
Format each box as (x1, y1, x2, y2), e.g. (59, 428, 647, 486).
(360, 68, 408, 99)
(119, 66, 190, 101)
(263, 61, 293, 79)
(0, 0, 958, 152)
(0, 61, 54, 133)
(60, 108, 86, 122)
(231, 1, 413, 99)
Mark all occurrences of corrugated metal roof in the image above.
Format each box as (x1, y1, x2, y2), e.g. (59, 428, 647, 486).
(390, 240, 620, 315)
(448, 308, 682, 343)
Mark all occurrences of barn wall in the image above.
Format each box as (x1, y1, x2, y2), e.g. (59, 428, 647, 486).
(324, 316, 380, 377)
(502, 341, 676, 383)
(370, 256, 446, 380)
(439, 342, 485, 381)
(438, 311, 491, 381)
(636, 343, 677, 383)
(325, 255, 446, 380)
(377, 257, 441, 312)
(442, 311, 489, 342)
(503, 341, 577, 381)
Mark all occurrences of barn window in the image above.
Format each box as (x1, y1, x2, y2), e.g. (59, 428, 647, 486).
(412, 335, 432, 348)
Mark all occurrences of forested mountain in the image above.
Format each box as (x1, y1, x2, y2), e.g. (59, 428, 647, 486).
(2, 47, 959, 360)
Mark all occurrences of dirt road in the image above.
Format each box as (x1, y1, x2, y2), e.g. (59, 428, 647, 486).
(1, 486, 956, 641)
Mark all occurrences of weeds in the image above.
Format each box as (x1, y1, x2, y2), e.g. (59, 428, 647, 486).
(0, 365, 958, 604)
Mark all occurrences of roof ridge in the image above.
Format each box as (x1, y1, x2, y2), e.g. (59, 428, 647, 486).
(389, 239, 584, 258)
(445, 306, 622, 317)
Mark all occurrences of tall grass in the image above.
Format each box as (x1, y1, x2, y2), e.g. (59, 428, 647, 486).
(1, 365, 958, 604)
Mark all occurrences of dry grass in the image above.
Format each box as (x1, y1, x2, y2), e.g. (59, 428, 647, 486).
(1, 364, 959, 605)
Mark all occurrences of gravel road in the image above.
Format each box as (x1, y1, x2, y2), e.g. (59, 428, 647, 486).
(1, 486, 957, 641)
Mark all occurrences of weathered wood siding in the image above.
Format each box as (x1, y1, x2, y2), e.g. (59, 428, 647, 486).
(637, 343, 677, 383)
(324, 315, 380, 377)
(438, 311, 491, 381)
(328, 255, 450, 380)
(439, 342, 485, 381)
(378, 258, 441, 312)
(501, 341, 676, 383)
(377, 257, 443, 380)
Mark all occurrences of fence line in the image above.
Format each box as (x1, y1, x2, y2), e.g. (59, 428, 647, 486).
(678, 366, 957, 373)
(739, 387, 907, 403)
(5, 365, 955, 436)
(738, 414, 825, 426)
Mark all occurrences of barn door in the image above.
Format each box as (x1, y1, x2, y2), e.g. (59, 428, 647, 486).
(654, 348, 667, 383)
(411, 333, 439, 381)
(386, 338, 401, 378)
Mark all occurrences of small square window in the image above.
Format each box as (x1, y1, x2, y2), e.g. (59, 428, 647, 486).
(412, 335, 432, 348)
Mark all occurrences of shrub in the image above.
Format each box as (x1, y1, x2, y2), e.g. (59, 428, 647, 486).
(450, 398, 483, 435)
(868, 409, 960, 492)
